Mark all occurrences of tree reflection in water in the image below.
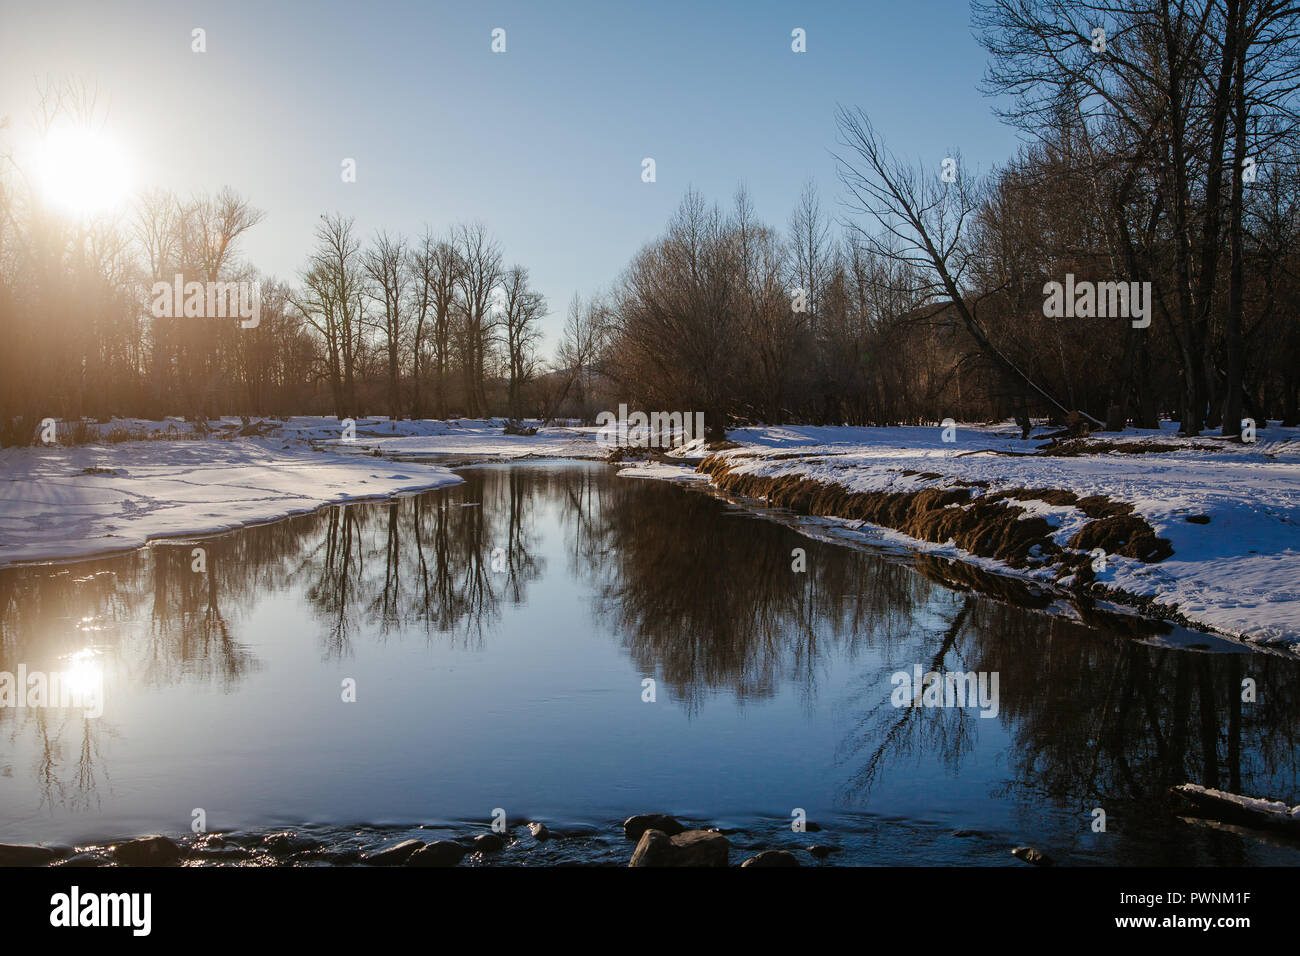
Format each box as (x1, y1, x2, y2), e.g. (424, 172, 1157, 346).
(0, 462, 1296, 845)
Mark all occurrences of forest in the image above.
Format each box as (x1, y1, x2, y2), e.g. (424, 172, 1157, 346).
(1, 0, 1297, 445)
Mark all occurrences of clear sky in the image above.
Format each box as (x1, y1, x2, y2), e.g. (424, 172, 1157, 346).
(1, 0, 1020, 348)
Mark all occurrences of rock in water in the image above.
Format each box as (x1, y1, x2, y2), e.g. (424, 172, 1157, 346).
(629, 829, 730, 867)
(0, 843, 58, 866)
(623, 813, 686, 840)
(1011, 846, 1053, 866)
(741, 850, 800, 867)
(528, 822, 551, 841)
(407, 841, 468, 867)
(112, 835, 182, 866)
(808, 845, 838, 859)
(474, 833, 506, 852)
(263, 832, 321, 855)
(362, 839, 424, 866)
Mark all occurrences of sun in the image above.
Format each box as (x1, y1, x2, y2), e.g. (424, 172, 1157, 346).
(36, 124, 131, 217)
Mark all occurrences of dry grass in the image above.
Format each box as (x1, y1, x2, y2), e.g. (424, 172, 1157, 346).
(1036, 437, 1222, 456)
(53, 421, 201, 446)
(698, 453, 1172, 579)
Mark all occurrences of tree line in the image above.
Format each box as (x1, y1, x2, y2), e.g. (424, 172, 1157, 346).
(0, 82, 549, 445)
(3, 0, 1298, 444)
(579, 0, 1300, 438)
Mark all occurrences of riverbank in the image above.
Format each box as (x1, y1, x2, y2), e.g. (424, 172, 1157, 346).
(4, 415, 1297, 649)
(671, 422, 1300, 650)
(0, 427, 463, 566)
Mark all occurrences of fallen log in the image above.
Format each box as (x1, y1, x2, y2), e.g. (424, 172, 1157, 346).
(1170, 784, 1300, 835)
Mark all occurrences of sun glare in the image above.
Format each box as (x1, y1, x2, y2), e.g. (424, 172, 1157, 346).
(36, 125, 131, 217)
(59, 647, 104, 701)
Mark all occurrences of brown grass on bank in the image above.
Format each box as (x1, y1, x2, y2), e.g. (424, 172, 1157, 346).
(1036, 437, 1222, 456)
(698, 452, 1172, 580)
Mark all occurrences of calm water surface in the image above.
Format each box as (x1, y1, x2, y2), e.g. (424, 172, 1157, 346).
(2, 461, 1298, 864)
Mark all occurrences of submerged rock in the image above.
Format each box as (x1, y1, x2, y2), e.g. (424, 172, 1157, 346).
(527, 822, 551, 841)
(807, 845, 838, 859)
(363, 839, 424, 866)
(741, 850, 800, 867)
(263, 832, 321, 855)
(623, 813, 685, 840)
(112, 835, 182, 866)
(629, 829, 730, 867)
(1011, 846, 1053, 866)
(473, 833, 507, 853)
(54, 852, 111, 868)
(408, 841, 468, 867)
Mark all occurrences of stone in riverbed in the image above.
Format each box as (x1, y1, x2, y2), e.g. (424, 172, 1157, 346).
(623, 813, 685, 840)
(528, 822, 551, 841)
(112, 835, 182, 866)
(0, 843, 59, 866)
(741, 850, 800, 867)
(362, 839, 424, 866)
(407, 841, 468, 867)
(1011, 846, 1053, 866)
(629, 829, 730, 867)
(473, 833, 506, 853)
(263, 832, 322, 855)
(808, 845, 838, 859)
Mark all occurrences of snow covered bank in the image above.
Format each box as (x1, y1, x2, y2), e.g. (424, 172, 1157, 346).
(6, 415, 1297, 650)
(296, 417, 607, 460)
(683, 422, 1300, 649)
(0, 433, 461, 566)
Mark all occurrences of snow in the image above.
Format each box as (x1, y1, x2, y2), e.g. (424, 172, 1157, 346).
(284, 416, 608, 460)
(4, 415, 1298, 650)
(1174, 784, 1300, 821)
(614, 461, 710, 482)
(0, 429, 462, 565)
(692, 421, 1300, 649)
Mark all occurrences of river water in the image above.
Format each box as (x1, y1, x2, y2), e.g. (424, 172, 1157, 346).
(2, 461, 1297, 864)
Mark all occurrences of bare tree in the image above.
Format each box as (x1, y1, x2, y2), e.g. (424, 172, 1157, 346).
(551, 292, 610, 421)
(453, 222, 503, 417)
(499, 264, 546, 420)
(408, 229, 462, 418)
(834, 106, 1078, 436)
(364, 230, 409, 420)
(294, 213, 364, 418)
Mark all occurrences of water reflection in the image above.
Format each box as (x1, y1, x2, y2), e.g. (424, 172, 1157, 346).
(0, 462, 1297, 862)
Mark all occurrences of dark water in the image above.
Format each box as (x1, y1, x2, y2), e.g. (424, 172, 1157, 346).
(2, 461, 1298, 865)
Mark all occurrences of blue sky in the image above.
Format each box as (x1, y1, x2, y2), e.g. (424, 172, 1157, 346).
(2, 0, 1020, 347)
